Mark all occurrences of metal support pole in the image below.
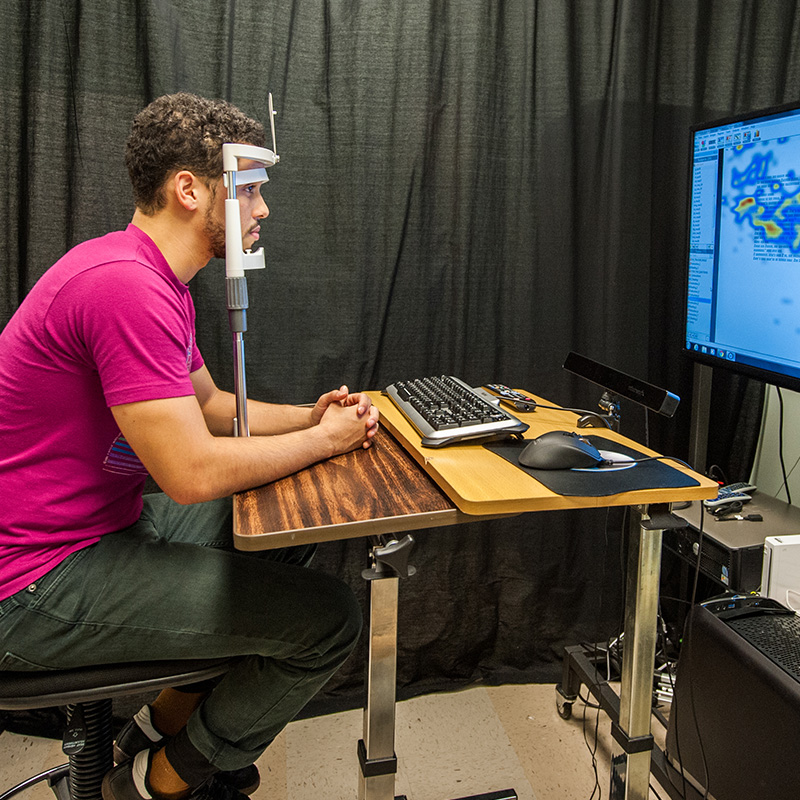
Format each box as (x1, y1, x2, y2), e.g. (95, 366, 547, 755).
(359, 573, 401, 800)
(359, 537, 415, 800)
(609, 504, 665, 800)
(357, 537, 515, 800)
(231, 329, 249, 437)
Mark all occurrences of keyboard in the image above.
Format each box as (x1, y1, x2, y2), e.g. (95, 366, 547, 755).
(383, 375, 529, 447)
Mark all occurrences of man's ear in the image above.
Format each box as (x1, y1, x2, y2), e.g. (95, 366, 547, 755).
(171, 170, 204, 211)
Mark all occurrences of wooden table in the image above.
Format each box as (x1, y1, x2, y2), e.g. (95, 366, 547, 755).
(235, 422, 473, 550)
(234, 390, 718, 800)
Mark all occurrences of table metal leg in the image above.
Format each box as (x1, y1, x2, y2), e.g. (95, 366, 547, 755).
(359, 536, 417, 800)
(359, 573, 402, 800)
(609, 504, 666, 800)
(357, 537, 516, 800)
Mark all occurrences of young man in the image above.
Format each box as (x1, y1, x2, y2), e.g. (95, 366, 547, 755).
(0, 93, 379, 800)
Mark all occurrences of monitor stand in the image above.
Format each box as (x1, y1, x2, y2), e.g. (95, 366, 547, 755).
(688, 363, 713, 475)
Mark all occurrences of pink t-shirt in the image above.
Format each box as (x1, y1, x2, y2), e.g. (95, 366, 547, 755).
(0, 224, 204, 601)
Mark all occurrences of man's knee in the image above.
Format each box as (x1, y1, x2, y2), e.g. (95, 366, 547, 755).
(326, 574, 363, 650)
(303, 572, 363, 662)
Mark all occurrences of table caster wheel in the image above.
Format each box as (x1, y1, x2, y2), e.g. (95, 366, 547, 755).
(555, 683, 576, 720)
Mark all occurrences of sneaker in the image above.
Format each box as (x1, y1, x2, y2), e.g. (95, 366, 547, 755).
(204, 766, 259, 796)
(102, 752, 252, 800)
(191, 776, 253, 800)
(102, 751, 158, 800)
(114, 707, 164, 764)
(114, 709, 260, 796)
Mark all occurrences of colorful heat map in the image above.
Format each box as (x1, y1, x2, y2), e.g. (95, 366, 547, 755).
(730, 148, 800, 252)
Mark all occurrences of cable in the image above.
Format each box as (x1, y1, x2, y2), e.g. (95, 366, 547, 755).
(658, 594, 697, 607)
(778, 451, 800, 495)
(615, 508, 628, 679)
(527, 401, 616, 427)
(602, 454, 693, 470)
(656, 598, 685, 799)
(657, 505, 714, 799)
(706, 499, 743, 517)
(582, 694, 603, 800)
(678, 503, 711, 799)
(577, 689, 602, 710)
(580, 506, 615, 800)
(713, 512, 763, 522)
(688, 502, 704, 626)
(776, 387, 792, 505)
(649, 782, 666, 800)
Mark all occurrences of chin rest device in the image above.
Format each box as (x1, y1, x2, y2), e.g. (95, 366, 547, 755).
(0, 658, 234, 800)
(223, 93, 280, 439)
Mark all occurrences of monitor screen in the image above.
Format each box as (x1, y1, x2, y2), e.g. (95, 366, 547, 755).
(683, 101, 800, 393)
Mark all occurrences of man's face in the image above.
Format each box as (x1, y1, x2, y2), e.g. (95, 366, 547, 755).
(203, 159, 270, 260)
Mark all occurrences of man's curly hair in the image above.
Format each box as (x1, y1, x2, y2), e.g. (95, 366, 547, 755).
(125, 93, 266, 214)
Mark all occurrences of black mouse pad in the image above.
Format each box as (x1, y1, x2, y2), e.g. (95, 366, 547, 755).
(484, 435, 699, 497)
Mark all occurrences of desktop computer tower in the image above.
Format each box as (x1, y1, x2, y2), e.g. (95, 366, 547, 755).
(662, 523, 764, 591)
(669, 494, 800, 593)
(664, 597, 800, 800)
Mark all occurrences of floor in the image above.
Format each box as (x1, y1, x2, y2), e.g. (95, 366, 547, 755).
(0, 683, 672, 800)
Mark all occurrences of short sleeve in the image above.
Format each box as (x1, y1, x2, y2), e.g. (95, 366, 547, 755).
(45, 262, 200, 407)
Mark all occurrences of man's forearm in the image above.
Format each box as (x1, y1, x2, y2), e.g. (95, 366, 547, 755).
(200, 388, 315, 437)
(245, 395, 315, 436)
(112, 390, 378, 505)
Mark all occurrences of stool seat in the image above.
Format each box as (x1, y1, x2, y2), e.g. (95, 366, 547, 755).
(0, 658, 235, 710)
(0, 658, 235, 800)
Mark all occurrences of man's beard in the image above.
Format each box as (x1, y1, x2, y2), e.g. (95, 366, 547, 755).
(204, 202, 227, 260)
(203, 198, 257, 259)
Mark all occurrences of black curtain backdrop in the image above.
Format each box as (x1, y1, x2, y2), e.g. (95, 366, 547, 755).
(3, 0, 800, 715)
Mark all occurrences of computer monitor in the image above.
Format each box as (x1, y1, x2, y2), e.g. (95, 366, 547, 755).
(683, 100, 800, 393)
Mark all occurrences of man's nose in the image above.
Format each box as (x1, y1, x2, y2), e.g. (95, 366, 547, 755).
(256, 196, 269, 219)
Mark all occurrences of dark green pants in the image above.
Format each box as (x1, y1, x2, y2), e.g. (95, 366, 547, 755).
(0, 494, 362, 770)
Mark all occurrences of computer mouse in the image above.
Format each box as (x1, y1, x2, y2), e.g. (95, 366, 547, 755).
(518, 430, 605, 470)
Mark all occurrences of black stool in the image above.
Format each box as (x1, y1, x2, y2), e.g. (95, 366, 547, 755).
(0, 659, 234, 800)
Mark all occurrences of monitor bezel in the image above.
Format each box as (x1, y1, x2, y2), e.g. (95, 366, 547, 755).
(681, 98, 800, 394)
